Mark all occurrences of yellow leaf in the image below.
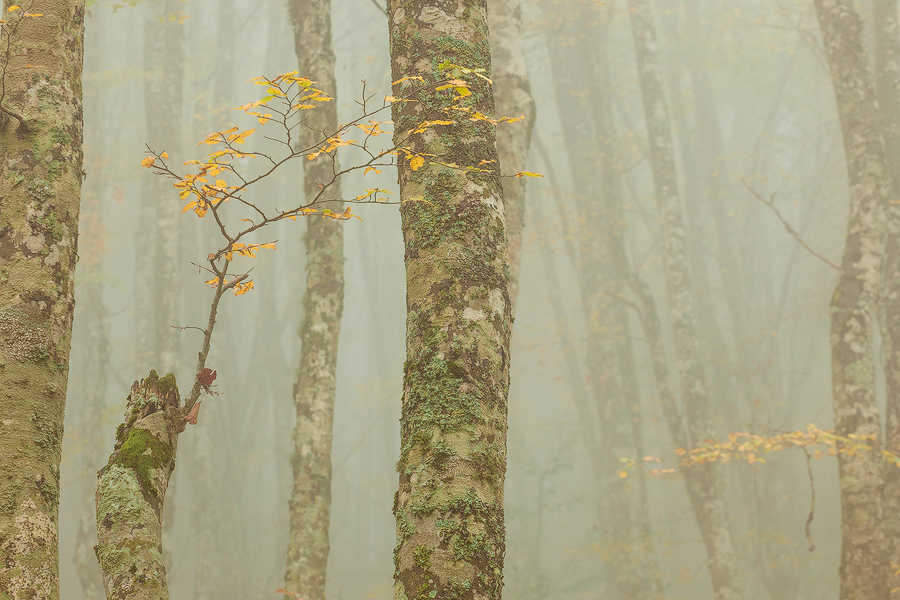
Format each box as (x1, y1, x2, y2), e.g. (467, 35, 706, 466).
(204, 278, 219, 287)
(455, 86, 471, 97)
(234, 280, 254, 296)
(184, 159, 200, 166)
(160, 151, 169, 159)
(257, 114, 272, 124)
(392, 75, 425, 86)
(141, 156, 155, 168)
(514, 171, 543, 178)
(182, 200, 198, 213)
(261, 242, 277, 249)
(409, 155, 425, 171)
(7, 5, 21, 11)
(618, 470, 628, 479)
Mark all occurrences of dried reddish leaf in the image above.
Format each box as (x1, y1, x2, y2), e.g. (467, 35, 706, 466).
(184, 403, 200, 425)
(197, 368, 217, 390)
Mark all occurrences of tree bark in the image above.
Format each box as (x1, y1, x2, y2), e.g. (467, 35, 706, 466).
(488, 0, 535, 311)
(872, 0, 900, 588)
(0, 2, 85, 598)
(813, 1, 893, 599)
(283, 0, 345, 598)
(94, 371, 181, 600)
(626, 1, 741, 599)
(386, 0, 511, 595)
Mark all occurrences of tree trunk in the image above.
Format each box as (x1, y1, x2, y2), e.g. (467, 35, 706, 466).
(73, 10, 111, 597)
(488, 0, 535, 310)
(626, 1, 741, 599)
(814, 1, 892, 599)
(0, 2, 85, 598)
(94, 371, 181, 600)
(136, 0, 184, 375)
(283, 1, 345, 598)
(386, 0, 511, 595)
(872, 0, 900, 588)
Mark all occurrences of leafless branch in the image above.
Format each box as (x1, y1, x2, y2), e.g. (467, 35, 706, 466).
(741, 178, 839, 270)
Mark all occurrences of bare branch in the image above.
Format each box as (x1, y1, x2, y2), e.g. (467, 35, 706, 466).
(741, 178, 839, 270)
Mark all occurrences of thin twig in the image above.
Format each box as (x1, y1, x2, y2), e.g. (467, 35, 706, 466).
(802, 446, 816, 552)
(741, 178, 840, 270)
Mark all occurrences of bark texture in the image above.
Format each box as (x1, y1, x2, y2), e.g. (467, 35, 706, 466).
(94, 371, 181, 600)
(872, 0, 900, 587)
(0, 2, 85, 598)
(387, 0, 511, 596)
(488, 0, 534, 310)
(814, 2, 892, 599)
(283, 0, 345, 597)
(626, 2, 741, 599)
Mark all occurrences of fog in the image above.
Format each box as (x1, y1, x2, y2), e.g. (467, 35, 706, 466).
(57, 0, 865, 598)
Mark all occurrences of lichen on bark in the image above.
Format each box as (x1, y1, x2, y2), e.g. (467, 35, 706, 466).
(283, 0, 345, 597)
(387, 0, 511, 596)
(0, 1, 85, 598)
(814, 1, 893, 598)
(94, 371, 182, 600)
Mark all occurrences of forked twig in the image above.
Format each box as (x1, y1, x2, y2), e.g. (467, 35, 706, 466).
(741, 178, 839, 270)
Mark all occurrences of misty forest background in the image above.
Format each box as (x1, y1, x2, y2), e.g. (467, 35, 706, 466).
(61, 0, 854, 598)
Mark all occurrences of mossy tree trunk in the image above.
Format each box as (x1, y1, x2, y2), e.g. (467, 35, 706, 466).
(283, 0, 345, 598)
(626, 1, 741, 599)
(94, 371, 181, 600)
(0, 1, 85, 598)
(872, 0, 900, 588)
(386, 0, 511, 596)
(814, 1, 892, 599)
(488, 0, 534, 311)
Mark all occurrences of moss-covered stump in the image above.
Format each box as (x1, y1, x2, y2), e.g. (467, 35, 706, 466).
(94, 371, 181, 600)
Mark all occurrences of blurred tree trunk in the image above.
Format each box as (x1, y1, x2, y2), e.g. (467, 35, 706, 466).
(386, 0, 511, 595)
(94, 372, 181, 600)
(626, 1, 741, 599)
(813, 1, 891, 599)
(0, 2, 85, 598)
(73, 9, 111, 599)
(284, 0, 345, 598)
(543, 2, 664, 596)
(488, 0, 535, 310)
(872, 0, 900, 588)
(137, 0, 184, 375)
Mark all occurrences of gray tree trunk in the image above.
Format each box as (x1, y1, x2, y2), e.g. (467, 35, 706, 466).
(488, 0, 535, 310)
(626, 1, 741, 598)
(386, 0, 511, 594)
(872, 0, 900, 589)
(283, 0, 345, 597)
(814, 1, 892, 599)
(0, 2, 85, 598)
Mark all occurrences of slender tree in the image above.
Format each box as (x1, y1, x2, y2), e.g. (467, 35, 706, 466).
(626, 1, 741, 598)
(0, 2, 85, 598)
(813, 1, 892, 599)
(872, 0, 900, 587)
(283, 0, 345, 597)
(488, 0, 534, 310)
(386, 0, 511, 595)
